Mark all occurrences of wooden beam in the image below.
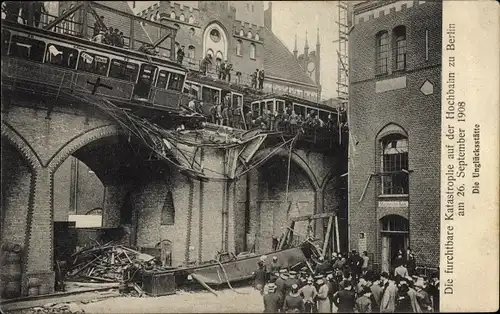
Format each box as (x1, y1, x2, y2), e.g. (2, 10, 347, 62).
(44, 3, 83, 30)
(290, 212, 335, 222)
(322, 217, 333, 257)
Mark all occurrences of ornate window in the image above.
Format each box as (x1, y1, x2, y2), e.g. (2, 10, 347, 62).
(247, 31, 252, 39)
(189, 27, 195, 37)
(170, 11, 176, 19)
(380, 135, 409, 195)
(180, 14, 185, 22)
(210, 29, 221, 42)
(255, 33, 260, 41)
(239, 29, 244, 37)
(376, 31, 389, 75)
(188, 15, 194, 24)
(236, 40, 242, 56)
(393, 26, 407, 70)
(250, 43, 256, 59)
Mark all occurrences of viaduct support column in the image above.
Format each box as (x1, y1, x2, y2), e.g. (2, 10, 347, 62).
(23, 167, 55, 295)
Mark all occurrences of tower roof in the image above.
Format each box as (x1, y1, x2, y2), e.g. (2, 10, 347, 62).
(293, 34, 298, 53)
(304, 31, 309, 49)
(263, 27, 316, 87)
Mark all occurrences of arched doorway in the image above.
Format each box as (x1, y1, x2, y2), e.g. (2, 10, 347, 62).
(380, 214, 409, 273)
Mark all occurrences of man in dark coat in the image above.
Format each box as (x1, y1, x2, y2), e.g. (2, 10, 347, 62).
(253, 261, 267, 293)
(283, 284, 304, 313)
(177, 45, 185, 64)
(32, 1, 45, 28)
(333, 280, 356, 313)
(275, 271, 288, 302)
(263, 283, 282, 313)
(258, 69, 265, 89)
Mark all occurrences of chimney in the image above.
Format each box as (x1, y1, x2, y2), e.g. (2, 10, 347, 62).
(264, 1, 272, 30)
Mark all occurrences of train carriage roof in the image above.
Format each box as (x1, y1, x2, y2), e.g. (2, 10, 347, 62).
(250, 93, 341, 113)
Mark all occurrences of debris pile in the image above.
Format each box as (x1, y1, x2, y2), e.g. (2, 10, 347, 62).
(67, 243, 155, 283)
(30, 302, 85, 314)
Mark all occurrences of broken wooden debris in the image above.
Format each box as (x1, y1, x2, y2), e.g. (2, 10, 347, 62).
(66, 243, 156, 284)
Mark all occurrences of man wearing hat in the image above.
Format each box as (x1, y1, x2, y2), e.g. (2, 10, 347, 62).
(283, 284, 304, 313)
(299, 277, 317, 313)
(285, 271, 299, 297)
(263, 283, 282, 313)
(253, 261, 267, 294)
(379, 271, 397, 313)
(333, 280, 355, 313)
(355, 286, 373, 313)
(276, 270, 288, 301)
(414, 279, 432, 313)
(270, 256, 281, 274)
(325, 272, 338, 312)
(315, 256, 331, 274)
(316, 277, 330, 313)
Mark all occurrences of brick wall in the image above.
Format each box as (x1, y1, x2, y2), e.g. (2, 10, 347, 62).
(0, 142, 32, 248)
(348, 1, 442, 268)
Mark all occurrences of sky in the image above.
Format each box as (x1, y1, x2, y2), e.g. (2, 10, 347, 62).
(265, 1, 340, 100)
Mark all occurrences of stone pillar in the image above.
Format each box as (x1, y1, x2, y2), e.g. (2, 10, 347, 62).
(199, 179, 224, 262)
(23, 167, 55, 295)
(101, 184, 130, 228)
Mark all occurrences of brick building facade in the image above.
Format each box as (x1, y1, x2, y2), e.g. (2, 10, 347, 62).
(348, 0, 442, 271)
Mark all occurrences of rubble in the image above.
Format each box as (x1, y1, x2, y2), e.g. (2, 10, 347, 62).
(66, 243, 155, 284)
(29, 302, 85, 314)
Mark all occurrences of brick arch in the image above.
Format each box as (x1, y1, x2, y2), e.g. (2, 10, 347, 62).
(376, 122, 408, 141)
(252, 147, 320, 191)
(47, 125, 123, 173)
(1, 121, 42, 170)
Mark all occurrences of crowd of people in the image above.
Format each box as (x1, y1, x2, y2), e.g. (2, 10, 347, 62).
(253, 250, 440, 313)
(3, 1, 46, 28)
(92, 16, 124, 48)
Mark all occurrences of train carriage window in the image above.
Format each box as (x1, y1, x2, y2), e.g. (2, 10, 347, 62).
(294, 104, 306, 117)
(45, 44, 78, 69)
(201, 86, 220, 104)
(78, 51, 109, 76)
(276, 100, 285, 113)
(9, 35, 45, 62)
(167, 72, 184, 91)
(156, 70, 169, 88)
(109, 59, 139, 82)
(265, 100, 274, 113)
(319, 110, 329, 122)
(184, 82, 200, 99)
(232, 93, 243, 109)
(2, 29, 11, 56)
(251, 102, 260, 117)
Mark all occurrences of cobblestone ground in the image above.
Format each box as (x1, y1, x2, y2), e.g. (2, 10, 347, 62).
(80, 286, 263, 313)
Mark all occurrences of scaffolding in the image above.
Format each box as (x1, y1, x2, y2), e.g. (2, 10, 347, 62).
(336, 1, 349, 110)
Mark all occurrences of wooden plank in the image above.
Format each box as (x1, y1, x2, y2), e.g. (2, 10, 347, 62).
(290, 212, 335, 222)
(322, 217, 333, 258)
(335, 216, 340, 253)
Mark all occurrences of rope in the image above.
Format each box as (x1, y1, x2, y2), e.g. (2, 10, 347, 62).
(215, 260, 249, 295)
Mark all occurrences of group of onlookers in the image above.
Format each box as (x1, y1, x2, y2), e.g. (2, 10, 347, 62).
(92, 16, 124, 48)
(3, 1, 46, 28)
(255, 250, 440, 313)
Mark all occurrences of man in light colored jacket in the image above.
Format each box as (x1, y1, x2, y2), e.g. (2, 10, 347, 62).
(379, 272, 398, 313)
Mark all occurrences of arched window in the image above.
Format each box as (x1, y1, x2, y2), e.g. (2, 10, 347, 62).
(236, 40, 242, 56)
(188, 15, 194, 24)
(206, 49, 214, 58)
(247, 31, 252, 39)
(255, 33, 260, 41)
(239, 29, 244, 37)
(180, 14, 185, 22)
(376, 31, 389, 75)
(250, 43, 256, 59)
(151, 14, 155, 21)
(393, 26, 407, 70)
(189, 27, 195, 37)
(170, 11, 176, 19)
(155, 11, 160, 21)
(215, 50, 223, 62)
(380, 134, 409, 195)
(188, 45, 195, 59)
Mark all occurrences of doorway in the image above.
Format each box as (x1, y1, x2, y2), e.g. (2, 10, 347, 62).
(380, 215, 409, 273)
